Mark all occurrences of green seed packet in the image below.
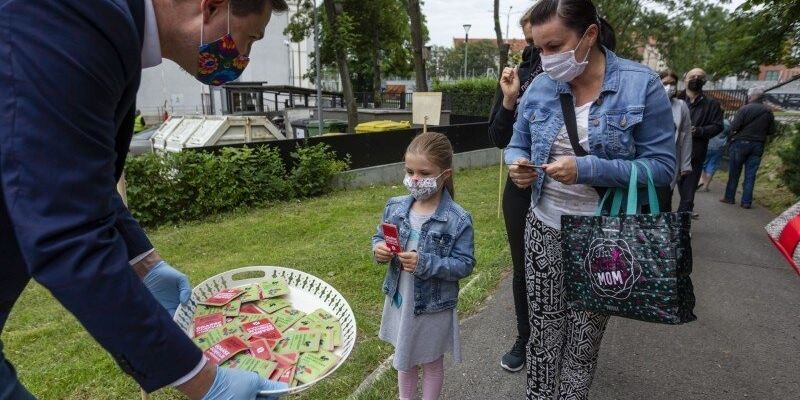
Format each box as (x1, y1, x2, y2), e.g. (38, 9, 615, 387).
(224, 354, 277, 379)
(235, 314, 265, 324)
(258, 298, 291, 314)
(239, 284, 262, 303)
(195, 304, 222, 317)
(294, 318, 342, 348)
(272, 331, 321, 354)
(220, 321, 250, 341)
(260, 278, 290, 299)
(294, 351, 340, 384)
(272, 308, 306, 332)
(193, 328, 224, 351)
(223, 299, 241, 317)
(306, 308, 338, 324)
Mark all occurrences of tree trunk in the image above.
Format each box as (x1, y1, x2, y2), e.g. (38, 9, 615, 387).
(406, 0, 428, 92)
(324, 0, 358, 132)
(493, 0, 508, 76)
(372, 26, 383, 108)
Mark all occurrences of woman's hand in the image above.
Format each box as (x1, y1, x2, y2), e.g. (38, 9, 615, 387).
(508, 158, 538, 189)
(543, 157, 578, 185)
(374, 242, 393, 264)
(499, 67, 520, 110)
(397, 252, 418, 273)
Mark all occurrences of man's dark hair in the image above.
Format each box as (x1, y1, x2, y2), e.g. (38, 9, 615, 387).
(231, 0, 289, 16)
(519, 6, 534, 28)
(659, 69, 679, 82)
(529, 0, 600, 37)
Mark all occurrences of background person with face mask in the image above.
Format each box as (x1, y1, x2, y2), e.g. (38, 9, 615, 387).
(505, 0, 675, 398)
(676, 67, 724, 218)
(658, 69, 693, 212)
(0, 0, 289, 398)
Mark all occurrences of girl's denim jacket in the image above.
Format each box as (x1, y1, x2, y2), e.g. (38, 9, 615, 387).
(505, 48, 676, 207)
(371, 190, 476, 316)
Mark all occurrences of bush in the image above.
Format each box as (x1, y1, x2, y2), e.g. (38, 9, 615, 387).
(778, 122, 800, 196)
(434, 77, 497, 117)
(125, 144, 348, 227)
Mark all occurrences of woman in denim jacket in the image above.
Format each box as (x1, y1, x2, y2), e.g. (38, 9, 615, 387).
(372, 132, 476, 400)
(504, 1, 675, 398)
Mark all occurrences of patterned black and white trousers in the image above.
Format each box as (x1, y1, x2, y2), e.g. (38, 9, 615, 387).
(524, 210, 610, 400)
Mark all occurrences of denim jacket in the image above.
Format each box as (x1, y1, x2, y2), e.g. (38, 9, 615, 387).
(505, 48, 676, 208)
(371, 190, 476, 316)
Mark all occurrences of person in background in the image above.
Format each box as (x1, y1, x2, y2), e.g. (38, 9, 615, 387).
(506, 0, 675, 397)
(697, 118, 731, 192)
(658, 69, 692, 212)
(676, 67, 724, 219)
(721, 87, 776, 209)
(489, 5, 541, 373)
(134, 109, 147, 133)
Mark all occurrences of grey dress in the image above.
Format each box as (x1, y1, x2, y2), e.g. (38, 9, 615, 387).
(379, 210, 462, 371)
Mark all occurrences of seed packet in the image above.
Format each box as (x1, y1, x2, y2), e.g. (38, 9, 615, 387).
(260, 278, 290, 299)
(204, 336, 249, 364)
(195, 304, 222, 317)
(275, 366, 296, 386)
(381, 223, 402, 253)
(294, 318, 342, 347)
(307, 308, 338, 323)
(257, 298, 291, 314)
(297, 327, 333, 352)
(193, 328, 224, 351)
(248, 338, 275, 361)
(235, 313, 266, 324)
(240, 303, 268, 315)
(294, 351, 340, 384)
(194, 313, 225, 337)
(273, 352, 300, 368)
(269, 367, 285, 381)
(223, 299, 241, 317)
(229, 354, 277, 379)
(272, 331, 321, 354)
(272, 308, 306, 332)
(241, 318, 282, 340)
(198, 288, 245, 306)
(220, 321, 250, 341)
(239, 284, 262, 303)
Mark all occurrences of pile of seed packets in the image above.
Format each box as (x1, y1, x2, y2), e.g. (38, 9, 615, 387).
(192, 277, 343, 388)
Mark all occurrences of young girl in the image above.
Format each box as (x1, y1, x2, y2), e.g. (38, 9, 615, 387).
(371, 132, 476, 400)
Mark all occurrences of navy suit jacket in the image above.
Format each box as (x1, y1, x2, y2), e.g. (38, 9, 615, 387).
(0, 0, 202, 391)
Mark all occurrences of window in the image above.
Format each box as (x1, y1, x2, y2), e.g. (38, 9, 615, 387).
(765, 71, 780, 81)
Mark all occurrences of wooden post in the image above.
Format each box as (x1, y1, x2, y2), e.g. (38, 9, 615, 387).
(498, 149, 504, 218)
(117, 172, 128, 207)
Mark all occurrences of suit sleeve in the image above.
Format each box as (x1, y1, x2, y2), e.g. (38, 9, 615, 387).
(696, 99, 724, 140)
(113, 191, 155, 262)
(0, 1, 201, 392)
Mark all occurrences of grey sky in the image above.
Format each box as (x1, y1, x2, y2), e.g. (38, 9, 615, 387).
(423, 0, 748, 47)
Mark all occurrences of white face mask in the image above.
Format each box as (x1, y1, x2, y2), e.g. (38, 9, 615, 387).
(540, 30, 591, 83)
(403, 171, 447, 201)
(664, 84, 677, 98)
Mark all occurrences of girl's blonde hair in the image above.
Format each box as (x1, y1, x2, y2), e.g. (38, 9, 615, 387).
(405, 132, 455, 199)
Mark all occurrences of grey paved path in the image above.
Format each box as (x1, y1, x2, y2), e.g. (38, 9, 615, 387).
(441, 184, 800, 399)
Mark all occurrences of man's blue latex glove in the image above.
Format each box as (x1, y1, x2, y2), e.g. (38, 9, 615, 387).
(203, 367, 288, 400)
(142, 260, 192, 317)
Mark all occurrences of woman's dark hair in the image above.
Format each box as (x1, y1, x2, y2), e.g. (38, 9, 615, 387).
(659, 69, 679, 82)
(529, 0, 616, 50)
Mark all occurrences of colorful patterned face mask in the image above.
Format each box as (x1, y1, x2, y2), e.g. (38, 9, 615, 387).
(196, 6, 249, 86)
(403, 171, 448, 201)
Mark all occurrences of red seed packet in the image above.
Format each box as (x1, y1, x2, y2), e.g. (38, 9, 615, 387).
(204, 336, 250, 364)
(239, 303, 267, 314)
(381, 223, 402, 253)
(273, 352, 300, 368)
(241, 318, 283, 340)
(198, 288, 245, 306)
(248, 338, 275, 361)
(269, 367, 285, 381)
(276, 366, 296, 385)
(193, 313, 225, 337)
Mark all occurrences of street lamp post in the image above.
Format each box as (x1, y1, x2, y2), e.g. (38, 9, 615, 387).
(284, 40, 294, 87)
(505, 6, 513, 42)
(463, 24, 471, 79)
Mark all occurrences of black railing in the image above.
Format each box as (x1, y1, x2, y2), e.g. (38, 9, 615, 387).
(352, 92, 453, 111)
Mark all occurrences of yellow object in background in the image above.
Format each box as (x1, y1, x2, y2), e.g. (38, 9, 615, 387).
(355, 120, 412, 134)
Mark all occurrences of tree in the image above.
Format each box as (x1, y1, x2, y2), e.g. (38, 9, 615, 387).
(323, 0, 358, 131)
(493, 0, 509, 77)
(440, 40, 500, 80)
(405, 0, 428, 91)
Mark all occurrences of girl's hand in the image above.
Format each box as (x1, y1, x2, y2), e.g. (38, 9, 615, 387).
(509, 158, 537, 189)
(397, 252, 418, 273)
(499, 67, 520, 110)
(543, 157, 578, 185)
(374, 242, 393, 264)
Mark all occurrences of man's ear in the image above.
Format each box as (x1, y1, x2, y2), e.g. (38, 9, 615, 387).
(201, 0, 227, 23)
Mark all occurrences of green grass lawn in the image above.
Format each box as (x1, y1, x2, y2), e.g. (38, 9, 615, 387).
(2, 165, 511, 399)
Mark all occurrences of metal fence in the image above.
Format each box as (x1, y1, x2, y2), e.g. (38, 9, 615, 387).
(352, 92, 453, 111)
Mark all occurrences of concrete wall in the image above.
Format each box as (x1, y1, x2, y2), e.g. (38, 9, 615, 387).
(332, 147, 502, 189)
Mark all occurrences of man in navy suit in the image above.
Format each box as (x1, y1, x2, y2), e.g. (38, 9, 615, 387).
(0, 0, 290, 398)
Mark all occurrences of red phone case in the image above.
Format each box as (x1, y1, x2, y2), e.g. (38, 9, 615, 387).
(381, 223, 402, 253)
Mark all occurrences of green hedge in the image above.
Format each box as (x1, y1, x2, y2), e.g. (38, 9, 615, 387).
(778, 122, 800, 196)
(434, 77, 497, 117)
(125, 144, 349, 227)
